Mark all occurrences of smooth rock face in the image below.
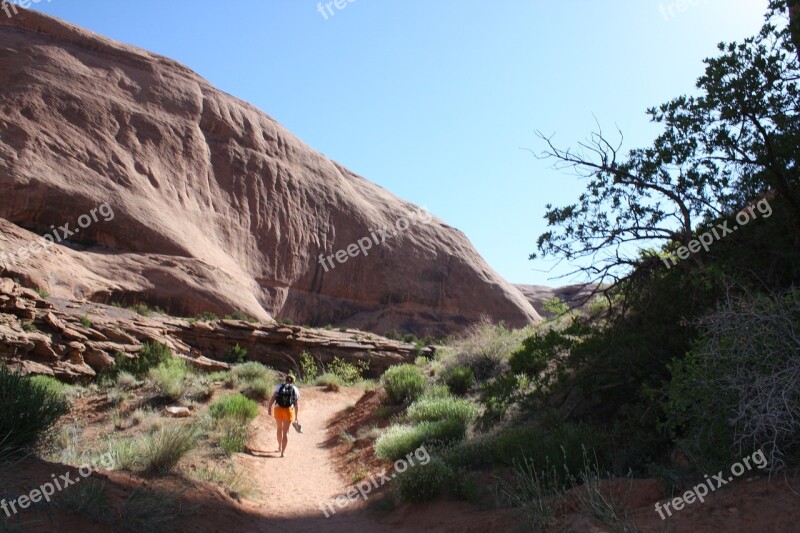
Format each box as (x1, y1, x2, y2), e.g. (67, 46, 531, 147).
(0, 9, 540, 336)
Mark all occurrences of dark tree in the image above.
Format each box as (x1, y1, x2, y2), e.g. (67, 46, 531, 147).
(533, 1, 800, 288)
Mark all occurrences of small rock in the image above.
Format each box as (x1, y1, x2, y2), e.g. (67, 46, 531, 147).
(165, 406, 192, 418)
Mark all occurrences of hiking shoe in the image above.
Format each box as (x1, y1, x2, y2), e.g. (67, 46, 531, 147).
(293, 421, 303, 433)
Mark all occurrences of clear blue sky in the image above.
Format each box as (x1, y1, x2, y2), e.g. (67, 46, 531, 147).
(27, 0, 768, 285)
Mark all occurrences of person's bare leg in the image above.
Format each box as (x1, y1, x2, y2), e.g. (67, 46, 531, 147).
(280, 420, 291, 457)
(276, 421, 282, 452)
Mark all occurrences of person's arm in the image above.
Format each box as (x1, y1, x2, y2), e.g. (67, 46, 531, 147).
(267, 393, 276, 415)
(294, 399, 299, 419)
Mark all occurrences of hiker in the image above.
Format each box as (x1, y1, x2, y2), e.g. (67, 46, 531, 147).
(267, 374, 301, 457)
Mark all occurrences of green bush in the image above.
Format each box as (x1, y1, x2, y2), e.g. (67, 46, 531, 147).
(219, 421, 249, 455)
(326, 357, 369, 384)
(121, 487, 182, 532)
(442, 366, 474, 395)
(143, 424, 198, 474)
(241, 377, 275, 401)
(406, 397, 478, 427)
(116, 371, 139, 390)
(223, 343, 248, 364)
(148, 358, 188, 400)
(28, 375, 69, 399)
(451, 319, 526, 380)
(80, 313, 93, 328)
(128, 303, 165, 317)
(542, 296, 570, 316)
(116, 342, 173, 377)
(112, 424, 198, 475)
(441, 423, 608, 475)
(314, 372, 344, 391)
(0, 367, 70, 454)
(210, 394, 259, 423)
(60, 478, 111, 524)
(376, 419, 467, 460)
(299, 351, 319, 381)
(381, 364, 426, 404)
(424, 384, 451, 399)
(225, 311, 257, 323)
(197, 311, 220, 322)
(231, 362, 273, 383)
(394, 457, 454, 503)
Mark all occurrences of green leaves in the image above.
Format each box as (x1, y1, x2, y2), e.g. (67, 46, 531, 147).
(534, 1, 800, 285)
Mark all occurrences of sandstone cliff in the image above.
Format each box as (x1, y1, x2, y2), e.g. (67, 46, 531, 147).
(0, 8, 539, 337)
(0, 277, 428, 381)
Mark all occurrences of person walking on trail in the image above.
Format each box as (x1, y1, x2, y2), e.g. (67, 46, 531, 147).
(267, 374, 301, 457)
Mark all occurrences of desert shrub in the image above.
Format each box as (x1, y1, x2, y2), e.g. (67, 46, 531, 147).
(210, 394, 259, 423)
(218, 421, 249, 455)
(424, 384, 451, 399)
(477, 373, 530, 427)
(225, 311, 257, 323)
(663, 289, 800, 473)
(326, 357, 369, 384)
(241, 377, 275, 401)
(299, 351, 319, 382)
(121, 487, 183, 532)
(113, 424, 198, 475)
(28, 375, 69, 398)
(451, 318, 526, 380)
(148, 358, 188, 400)
(223, 343, 248, 364)
(116, 372, 139, 390)
(197, 311, 219, 322)
(375, 419, 467, 460)
(314, 372, 344, 392)
(381, 364, 426, 404)
(442, 423, 608, 474)
(231, 362, 273, 383)
(442, 366, 474, 395)
(116, 342, 173, 377)
(496, 456, 566, 531)
(59, 478, 112, 524)
(80, 313, 93, 328)
(0, 367, 70, 454)
(384, 329, 401, 341)
(141, 424, 198, 474)
(542, 296, 570, 316)
(394, 457, 454, 503)
(406, 397, 478, 427)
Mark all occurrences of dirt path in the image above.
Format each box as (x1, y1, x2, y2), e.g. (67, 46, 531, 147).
(237, 387, 406, 532)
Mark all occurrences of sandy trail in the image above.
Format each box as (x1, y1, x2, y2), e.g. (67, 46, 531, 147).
(237, 387, 405, 532)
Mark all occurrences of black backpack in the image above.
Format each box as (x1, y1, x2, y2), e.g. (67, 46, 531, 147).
(276, 383, 296, 408)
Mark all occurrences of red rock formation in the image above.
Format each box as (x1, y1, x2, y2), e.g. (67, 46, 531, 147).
(0, 277, 430, 381)
(0, 8, 539, 337)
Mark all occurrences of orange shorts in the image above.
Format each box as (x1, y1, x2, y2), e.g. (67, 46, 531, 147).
(274, 406, 295, 422)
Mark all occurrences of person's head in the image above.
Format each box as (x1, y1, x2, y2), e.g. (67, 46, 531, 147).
(286, 374, 296, 384)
